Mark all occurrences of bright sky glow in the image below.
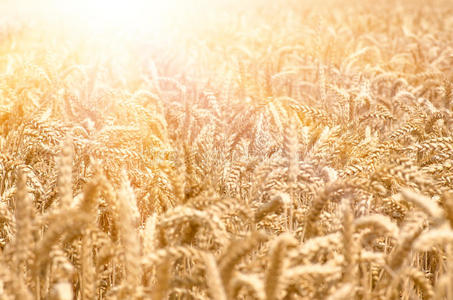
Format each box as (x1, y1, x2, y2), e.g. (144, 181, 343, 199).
(1, 0, 229, 37)
(0, 0, 187, 35)
(56, 0, 180, 32)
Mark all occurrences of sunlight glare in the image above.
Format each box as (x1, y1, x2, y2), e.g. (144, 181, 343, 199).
(55, 0, 180, 33)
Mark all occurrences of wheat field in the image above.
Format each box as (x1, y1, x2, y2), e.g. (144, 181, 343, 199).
(1, 0, 453, 299)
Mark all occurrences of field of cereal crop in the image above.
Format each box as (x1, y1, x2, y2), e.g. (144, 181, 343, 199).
(1, 0, 453, 299)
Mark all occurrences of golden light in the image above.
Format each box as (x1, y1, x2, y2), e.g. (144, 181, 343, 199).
(3, 0, 227, 38)
(53, 0, 180, 33)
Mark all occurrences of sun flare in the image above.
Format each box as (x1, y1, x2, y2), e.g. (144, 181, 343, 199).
(54, 0, 179, 32)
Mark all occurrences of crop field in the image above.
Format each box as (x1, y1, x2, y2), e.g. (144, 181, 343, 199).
(1, 0, 453, 299)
